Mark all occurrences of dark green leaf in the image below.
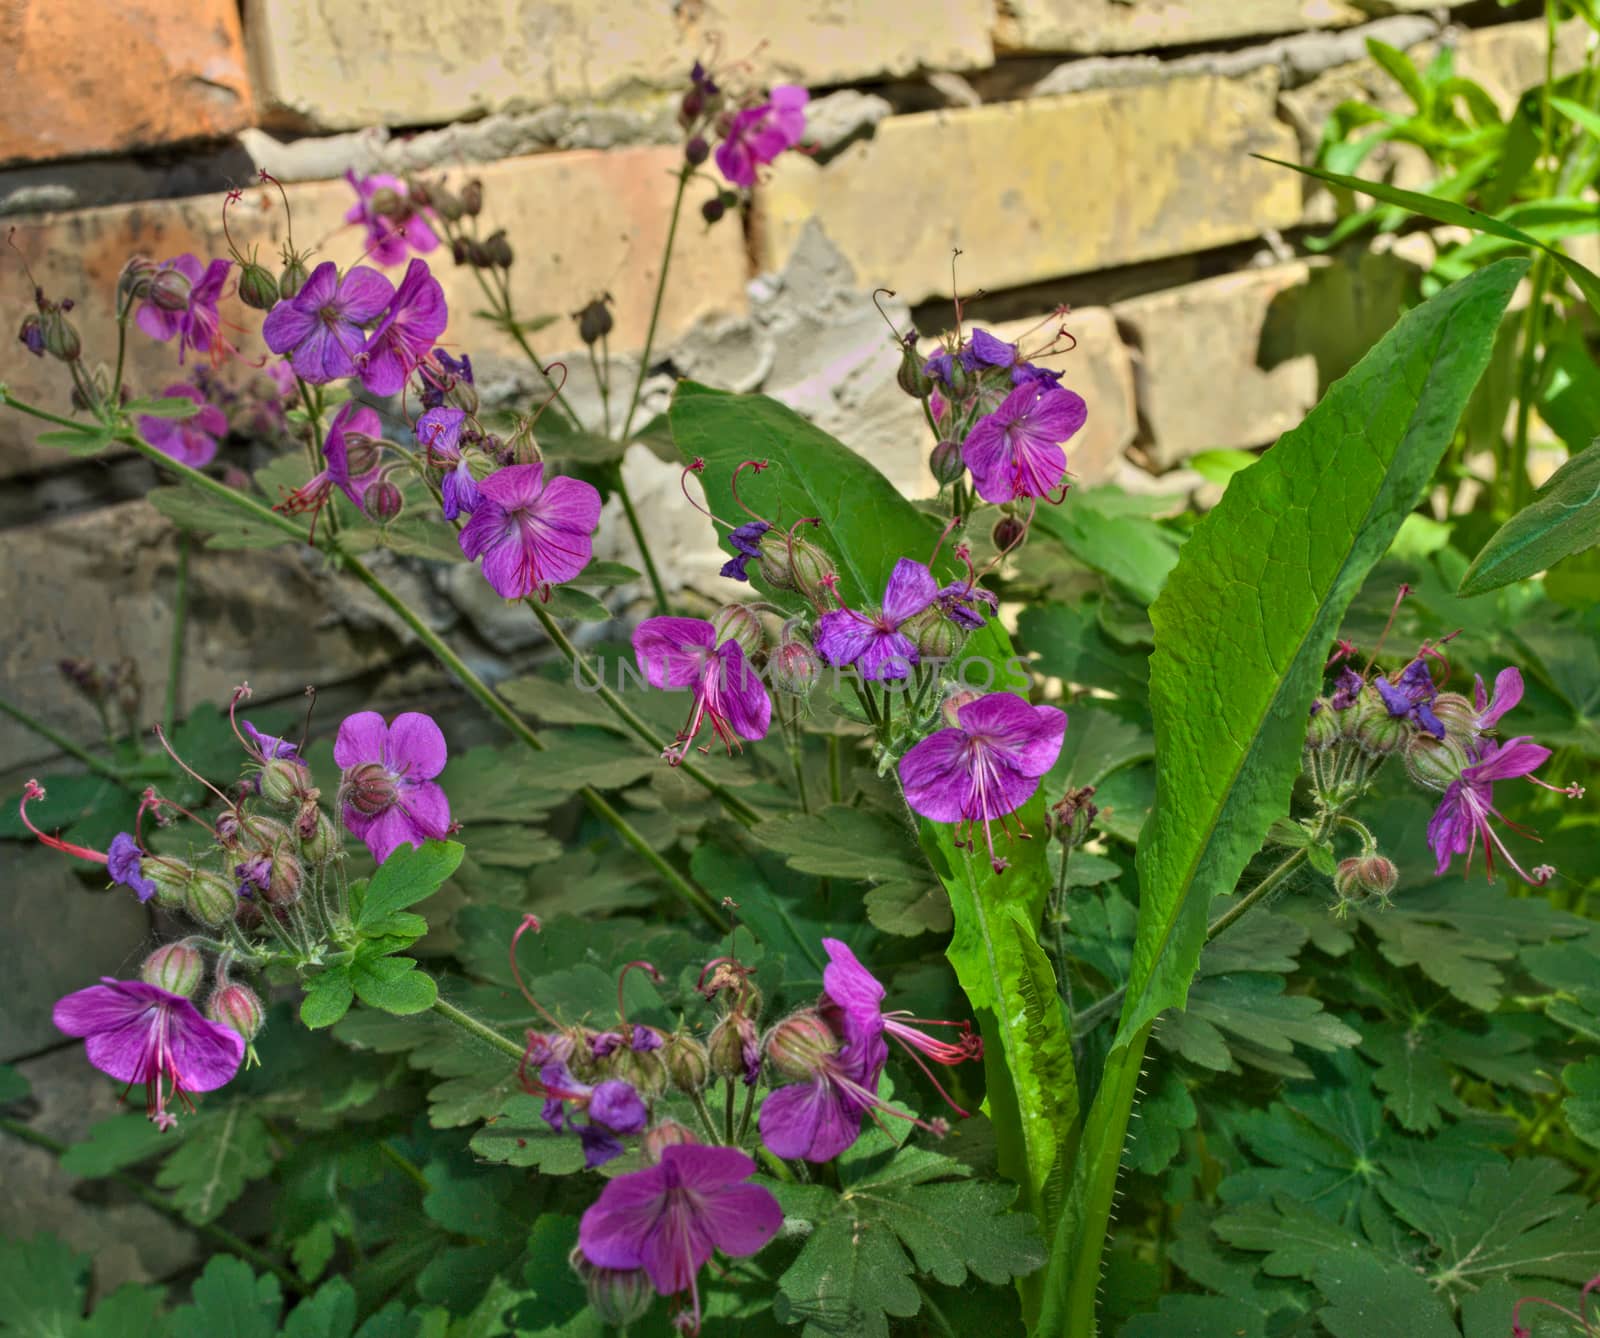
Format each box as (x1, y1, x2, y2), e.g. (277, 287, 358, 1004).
(36, 426, 115, 455)
(300, 968, 356, 1030)
(0, 1065, 28, 1104)
(148, 485, 299, 549)
(1562, 1055, 1600, 1149)
(350, 955, 439, 1015)
(1460, 438, 1600, 594)
(57, 1113, 171, 1177)
(0, 1234, 89, 1338)
(863, 880, 952, 936)
(125, 395, 203, 419)
(155, 1105, 275, 1223)
(354, 840, 464, 937)
(165, 1254, 282, 1338)
(749, 805, 924, 881)
(281, 1279, 358, 1338)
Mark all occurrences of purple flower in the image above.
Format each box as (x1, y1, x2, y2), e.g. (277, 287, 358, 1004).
(457, 464, 602, 599)
(137, 384, 228, 468)
(720, 520, 771, 582)
(714, 85, 809, 187)
(633, 617, 771, 765)
(106, 832, 157, 903)
(1012, 361, 1066, 388)
(534, 1059, 650, 1168)
(936, 580, 999, 631)
(1472, 666, 1523, 731)
(958, 328, 1018, 373)
(344, 171, 439, 266)
(282, 402, 386, 517)
(1330, 666, 1364, 711)
(262, 261, 395, 384)
(416, 405, 477, 519)
(899, 692, 1067, 872)
(579, 1144, 782, 1335)
(334, 711, 452, 864)
(234, 855, 271, 899)
(963, 383, 1086, 504)
(923, 348, 956, 388)
(136, 255, 232, 365)
(421, 348, 474, 410)
(1427, 736, 1553, 884)
(1375, 659, 1445, 740)
(242, 721, 298, 760)
(815, 558, 938, 681)
(359, 258, 448, 397)
(53, 977, 245, 1129)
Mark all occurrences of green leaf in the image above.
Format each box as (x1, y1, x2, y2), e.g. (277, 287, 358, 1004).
(1313, 1252, 1462, 1338)
(538, 584, 610, 621)
(155, 1105, 275, 1223)
(749, 805, 924, 881)
(863, 880, 952, 936)
(1031, 488, 1181, 604)
(0, 1234, 89, 1338)
(125, 395, 203, 419)
(166, 1255, 282, 1338)
(1043, 260, 1525, 1335)
(1562, 1055, 1600, 1149)
(0, 1065, 28, 1104)
(57, 1113, 172, 1177)
(281, 1280, 359, 1338)
(1549, 94, 1600, 143)
(350, 955, 439, 1015)
(36, 426, 116, 456)
(354, 840, 464, 937)
(300, 968, 356, 1029)
(1460, 438, 1600, 594)
(148, 484, 298, 549)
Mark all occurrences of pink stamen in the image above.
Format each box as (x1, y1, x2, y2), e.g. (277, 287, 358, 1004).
(509, 914, 563, 1028)
(616, 959, 663, 1024)
(18, 780, 108, 864)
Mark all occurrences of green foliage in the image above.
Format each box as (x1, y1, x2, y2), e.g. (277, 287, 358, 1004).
(1461, 438, 1600, 594)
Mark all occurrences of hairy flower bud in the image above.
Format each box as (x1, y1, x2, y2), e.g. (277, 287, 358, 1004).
(1404, 733, 1471, 792)
(1048, 786, 1099, 849)
(186, 870, 239, 926)
(144, 855, 195, 911)
(237, 262, 279, 311)
(1430, 692, 1477, 744)
(663, 1033, 711, 1094)
(991, 514, 1026, 553)
(260, 837, 303, 907)
(701, 196, 726, 225)
(278, 257, 310, 300)
(711, 603, 765, 657)
(368, 185, 403, 219)
(903, 606, 959, 660)
(763, 1010, 839, 1081)
(18, 312, 45, 357)
(641, 1119, 699, 1163)
(259, 757, 312, 808)
(940, 689, 981, 728)
(147, 267, 192, 313)
(610, 1044, 668, 1101)
(460, 178, 484, 217)
(365, 478, 404, 522)
(758, 531, 835, 603)
(483, 229, 513, 269)
(1333, 853, 1399, 902)
(207, 982, 265, 1041)
(929, 439, 965, 486)
(1351, 692, 1407, 757)
(898, 339, 934, 400)
(298, 807, 341, 864)
(680, 86, 706, 127)
(772, 631, 822, 695)
(685, 133, 710, 167)
(707, 1012, 760, 1085)
(118, 256, 157, 304)
(343, 762, 400, 817)
(42, 307, 81, 363)
(141, 942, 205, 997)
(1305, 699, 1342, 751)
(575, 295, 614, 346)
(571, 1249, 654, 1329)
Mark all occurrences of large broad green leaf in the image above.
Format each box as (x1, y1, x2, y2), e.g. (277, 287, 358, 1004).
(670, 383, 1076, 1291)
(1459, 438, 1600, 595)
(1039, 259, 1525, 1337)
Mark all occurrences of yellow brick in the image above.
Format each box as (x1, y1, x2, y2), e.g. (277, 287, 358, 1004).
(2, 147, 747, 471)
(245, 0, 993, 130)
(756, 72, 1302, 306)
(995, 0, 1363, 54)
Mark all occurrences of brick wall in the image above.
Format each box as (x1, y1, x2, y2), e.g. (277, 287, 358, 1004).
(0, 0, 1586, 1266)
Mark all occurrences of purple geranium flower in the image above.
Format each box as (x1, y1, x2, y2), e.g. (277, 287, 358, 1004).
(1012, 361, 1066, 388)
(1427, 736, 1553, 885)
(579, 1144, 782, 1336)
(923, 348, 955, 388)
(416, 405, 478, 519)
(137, 384, 228, 468)
(1471, 666, 1523, 731)
(136, 255, 232, 365)
(714, 85, 809, 188)
(936, 580, 999, 631)
(963, 383, 1086, 504)
(106, 832, 157, 903)
(281, 402, 386, 518)
(334, 711, 452, 864)
(814, 558, 938, 681)
(262, 261, 395, 384)
(720, 519, 771, 582)
(242, 721, 298, 760)
(633, 616, 771, 765)
(1329, 666, 1364, 711)
(457, 464, 602, 599)
(53, 977, 245, 1129)
(359, 258, 448, 397)
(1375, 658, 1446, 740)
(899, 692, 1067, 871)
(345, 171, 439, 266)
(420, 347, 474, 410)
(958, 328, 1018, 373)
(535, 1061, 649, 1168)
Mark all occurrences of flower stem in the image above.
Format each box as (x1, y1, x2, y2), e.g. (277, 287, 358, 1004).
(613, 466, 671, 615)
(163, 533, 190, 736)
(429, 996, 527, 1063)
(0, 390, 100, 432)
(0, 694, 133, 786)
(618, 165, 690, 443)
(0, 1116, 305, 1295)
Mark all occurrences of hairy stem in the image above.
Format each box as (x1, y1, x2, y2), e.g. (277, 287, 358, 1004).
(0, 694, 133, 786)
(429, 997, 527, 1063)
(614, 467, 671, 615)
(618, 165, 690, 442)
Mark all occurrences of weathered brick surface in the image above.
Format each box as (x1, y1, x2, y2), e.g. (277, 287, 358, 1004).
(0, 499, 406, 768)
(755, 72, 1301, 306)
(0, 0, 252, 166)
(2, 147, 747, 477)
(1448, 17, 1591, 110)
(244, 0, 993, 130)
(994, 0, 1364, 54)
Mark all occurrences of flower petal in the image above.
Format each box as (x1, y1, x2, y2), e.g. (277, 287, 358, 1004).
(334, 711, 389, 768)
(956, 695, 1067, 777)
(168, 1008, 246, 1092)
(53, 979, 153, 1038)
(385, 712, 447, 779)
(757, 1078, 861, 1162)
(714, 642, 771, 742)
(898, 728, 976, 822)
(703, 1182, 785, 1259)
(881, 558, 938, 627)
(337, 265, 397, 323)
(633, 618, 716, 689)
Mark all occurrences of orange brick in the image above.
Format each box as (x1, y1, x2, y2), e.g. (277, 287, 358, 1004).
(0, 0, 253, 166)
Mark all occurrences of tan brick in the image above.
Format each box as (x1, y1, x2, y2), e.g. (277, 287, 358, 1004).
(994, 0, 1364, 54)
(755, 72, 1301, 306)
(1448, 17, 1591, 111)
(2, 146, 747, 475)
(244, 0, 993, 130)
(0, 499, 407, 768)
(0, 0, 252, 166)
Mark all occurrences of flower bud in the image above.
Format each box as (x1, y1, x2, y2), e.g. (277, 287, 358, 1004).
(992, 514, 1027, 553)
(186, 870, 239, 926)
(570, 1249, 654, 1329)
(144, 855, 194, 911)
(483, 229, 513, 269)
(42, 308, 81, 363)
(1333, 853, 1398, 902)
(711, 603, 764, 657)
(1404, 733, 1471, 792)
(680, 86, 706, 127)
(1305, 700, 1342, 751)
(460, 178, 483, 217)
(141, 942, 205, 997)
(1048, 786, 1098, 849)
(369, 186, 403, 218)
(929, 439, 965, 485)
(941, 689, 981, 728)
(1351, 692, 1407, 757)
(343, 762, 399, 816)
(118, 257, 157, 304)
(707, 1012, 759, 1084)
(903, 606, 959, 660)
(278, 257, 310, 300)
(575, 296, 614, 346)
(1430, 692, 1477, 744)
(365, 478, 404, 522)
(685, 134, 710, 166)
(898, 339, 934, 400)
(772, 632, 822, 695)
(259, 757, 312, 808)
(763, 1010, 838, 1081)
(237, 262, 279, 311)
(259, 836, 303, 907)
(701, 196, 726, 225)
(147, 268, 192, 313)
(641, 1119, 699, 1163)
(207, 982, 265, 1041)
(663, 1033, 711, 1094)
(298, 807, 341, 864)
(758, 531, 835, 603)
(18, 312, 45, 357)
(341, 430, 385, 478)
